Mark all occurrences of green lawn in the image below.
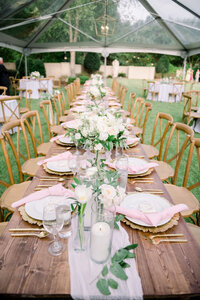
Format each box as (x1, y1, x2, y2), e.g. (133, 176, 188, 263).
(0, 79, 199, 222)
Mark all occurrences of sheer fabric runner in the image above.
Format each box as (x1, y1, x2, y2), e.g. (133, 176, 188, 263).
(68, 219, 143, 300)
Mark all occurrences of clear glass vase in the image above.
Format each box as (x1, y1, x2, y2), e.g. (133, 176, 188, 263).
(73, 214, 86, 252)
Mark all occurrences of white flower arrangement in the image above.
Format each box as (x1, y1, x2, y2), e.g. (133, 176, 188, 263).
(66, 108, 129, 152)
(98, 184, 125, 208)
(30, 71, 40, 79)
(88, 74, 106, 99)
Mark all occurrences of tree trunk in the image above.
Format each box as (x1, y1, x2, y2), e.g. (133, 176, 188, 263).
(70, 51, 76, 77)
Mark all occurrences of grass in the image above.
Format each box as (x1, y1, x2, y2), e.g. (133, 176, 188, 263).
(0, 79, 199, 222)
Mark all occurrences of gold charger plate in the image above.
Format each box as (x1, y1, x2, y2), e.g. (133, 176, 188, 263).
(43, 163, 73, 176)
(55, 139, 75, 147)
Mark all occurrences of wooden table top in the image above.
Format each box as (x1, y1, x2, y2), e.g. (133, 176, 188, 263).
(0, 121, 200, 299)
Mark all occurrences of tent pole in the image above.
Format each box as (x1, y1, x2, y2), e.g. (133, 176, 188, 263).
(104, 55, 107, 86)
(183, 56, 187, 80)
(25, 55, 28, 77)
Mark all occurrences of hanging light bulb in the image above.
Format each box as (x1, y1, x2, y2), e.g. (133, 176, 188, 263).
(64, 51, 67, 60)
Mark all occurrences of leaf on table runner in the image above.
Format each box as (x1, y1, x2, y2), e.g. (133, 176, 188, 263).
(112, 249, 129, 263)
(120, 261, 130, 268)
(73, 177, 81, 185)
(115, 214, 125, 222)
(124, 243, 138, 251)
(126, 252, 136, 259)
(102, 265, 108, 277)
(110, 263, 128, 280)
(108, 278, 118, 289)
(96, 279, 111, 296)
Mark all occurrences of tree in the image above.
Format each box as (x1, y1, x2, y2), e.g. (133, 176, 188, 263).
(156, 55, 169, 75)
(84, 52, 100, 73)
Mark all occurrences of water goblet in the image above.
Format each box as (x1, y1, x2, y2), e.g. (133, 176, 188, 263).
(43, 203, 65, 256)
(115, 154, 129, 193)
(69, 156, 78, 177)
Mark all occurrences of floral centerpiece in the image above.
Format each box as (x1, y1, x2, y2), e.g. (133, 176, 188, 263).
(88, 74, 106, 100)
(30, 71, 40, 79)
(66, 107, 129, 157)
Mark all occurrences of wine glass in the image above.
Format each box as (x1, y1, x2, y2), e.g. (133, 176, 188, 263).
(115, 154, 129, 193)
(69, 155, 78, 177)
(43, 203, 65, 256)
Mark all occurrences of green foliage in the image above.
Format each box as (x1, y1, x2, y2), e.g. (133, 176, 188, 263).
(8, 69, 17, 77)
(118, 72, 126, 78)
(84, 52, 100, 74)
(68, 76, 76, 84)
(16, 57, 46, 78)
(156, 55, 170, 74)
(107, 75, 112, 78)
(96, 243, 138, 295)
(78, 75, 89, 84)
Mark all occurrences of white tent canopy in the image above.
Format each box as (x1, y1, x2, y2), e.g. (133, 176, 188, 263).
(0, 0, 200, 58)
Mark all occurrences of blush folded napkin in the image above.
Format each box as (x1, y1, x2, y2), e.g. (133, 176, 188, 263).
(11, 183, 75, 208)
(37, 151, 73, 166)
(105, 160, 158, 174)
(50, 134, 65, 142)
(112, 203, 188, 227)
(127, 136, 140, 145)
(61, 120, 79, 129)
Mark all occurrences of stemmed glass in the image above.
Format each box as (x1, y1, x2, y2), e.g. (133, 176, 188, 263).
(115, 153, 129, 194)
(69, 155, 78, 177)
(43, 203, 65, 256)
(74, 140, 79, 155)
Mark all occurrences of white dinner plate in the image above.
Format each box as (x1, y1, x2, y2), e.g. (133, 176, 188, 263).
(25, 196, 73, 220)
(112, 157, 149, 175)
(120, 193, 171, 227)
(59, 136, 74, 145)
(46, 160, 71, 173)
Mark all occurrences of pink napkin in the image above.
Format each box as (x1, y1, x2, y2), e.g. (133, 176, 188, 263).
(11, 183, 75, 208)
(37, 151, 73, 166)
(105, 160, 158, 174)
(50, 134, 65, 142)
(127, 137, 140, 145)
(112, 204, 188, 226)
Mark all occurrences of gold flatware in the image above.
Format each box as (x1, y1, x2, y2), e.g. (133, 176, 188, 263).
(9, 228, 45, 232)
(135, 187, 163, 193)
(11, 232, 49, 238)
(40, 176, 62, 179)
(149, 233, 184, 240)
(40, 178, 65, 182)
(151, 238, 187, 245)
(128, 180, 154, 184)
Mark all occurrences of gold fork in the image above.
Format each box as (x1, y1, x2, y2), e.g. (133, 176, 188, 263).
(151, 238, 188, 245)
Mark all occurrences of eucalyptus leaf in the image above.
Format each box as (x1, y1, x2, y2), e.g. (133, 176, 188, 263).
(126, 252, 136, 259)
(124, 244, 138, 251)
(120, 261, 130, 268)
(102, 265, 108, 277)
(108, 278, 118, 289)
(110, 263, 128, 280)
(96, 279, 111, 296)
(73, 177, 81, 185)
(112, 249, 129, 263)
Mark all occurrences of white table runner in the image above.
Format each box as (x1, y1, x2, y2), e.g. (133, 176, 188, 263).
(68, 219, 143, 300)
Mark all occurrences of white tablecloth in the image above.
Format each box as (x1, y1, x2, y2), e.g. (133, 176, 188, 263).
(19, 79, 53, 99)
(0, 97, 19, 133)
(147, 82, 184, 102)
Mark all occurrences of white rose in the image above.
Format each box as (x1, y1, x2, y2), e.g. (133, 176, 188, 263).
(99, 132, 108, 141)
(74, 185, 93, 204)
(75, 133, 81, 140)
(100, 184, 116, 200)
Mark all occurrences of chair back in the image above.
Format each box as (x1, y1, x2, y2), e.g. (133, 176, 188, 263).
(120, 87, 127, 108)
(38, 78, 49, 92)
(183, 138, 200, 190)
(137, 102, 152, 143)
(130, 97, 144, 124)
(112, 79, 117, 94)
(150, 112, 173, 160)
(25, 89, 32, 111)
(40, 100, 55, 140)
(51, 95, 63, 124)
(182, 93, 192, 124)
(162, 122, 194, 184)
(127, 92, 136, 112)
(0, 86, 7, 95)
(169, 82, 184, 102)
(21, 110, 44, 155)
(0, 96, 21, 124)
(186, 90, 200, 110)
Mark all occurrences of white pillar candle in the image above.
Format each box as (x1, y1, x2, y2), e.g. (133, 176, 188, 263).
(90, 222, 111, 263)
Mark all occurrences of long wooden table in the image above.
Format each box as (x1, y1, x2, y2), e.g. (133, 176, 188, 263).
(0, 121, 200, 299)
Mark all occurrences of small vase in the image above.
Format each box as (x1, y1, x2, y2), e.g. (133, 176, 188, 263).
(73, 214, 86, 252)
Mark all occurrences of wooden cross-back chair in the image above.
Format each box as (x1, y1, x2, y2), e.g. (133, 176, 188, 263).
(19, 89, 32, 114)
(0, 134, 31, 221)
(130, 97, 144, 124)
(151, 122, 194, 182)
(164, 137, 200, 225)
(182, 93, 200, 126)
(22, 76, 30, 79)
(168, 82, 184, 103)
(132, 102, 152, 143)
(65, 84, 73, 107)
(74, 77, 81, 95)
(1, 119, 42, 182)
(51, 95, 69, 124)
(141, 112, 173, 159)
(112, 78, 117, 94)
(147, 80, 159, 101)
(38, 78, 50, 96)
(21, 110, 51, 156)
(127, 92, 136, 113)
(0, 95, 21, 125)
(0, 86, 7, 95)
(186, 90, 200, 111)
(142, 79, 148, 98)
(40, 100, 62, 138)
(119, 87, 127, 108)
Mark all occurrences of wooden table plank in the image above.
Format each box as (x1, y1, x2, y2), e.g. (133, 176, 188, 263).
(0, 125, 200, 298)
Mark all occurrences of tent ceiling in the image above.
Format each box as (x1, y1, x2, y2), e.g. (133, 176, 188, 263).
(0, 0, 199, 57)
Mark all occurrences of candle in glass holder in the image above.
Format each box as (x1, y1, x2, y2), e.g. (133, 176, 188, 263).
(90, 221, 111, 263)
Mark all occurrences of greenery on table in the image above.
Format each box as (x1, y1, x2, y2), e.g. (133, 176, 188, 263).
(95, 243, 138, 296)
(0, 79, 199, 223)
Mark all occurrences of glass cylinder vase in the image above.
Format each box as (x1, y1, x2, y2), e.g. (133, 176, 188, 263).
(90, 202, 115, 264)
(73, 213, 86, 252)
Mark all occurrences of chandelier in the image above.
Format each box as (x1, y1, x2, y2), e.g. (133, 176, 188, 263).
(94, 0, 116, 37)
